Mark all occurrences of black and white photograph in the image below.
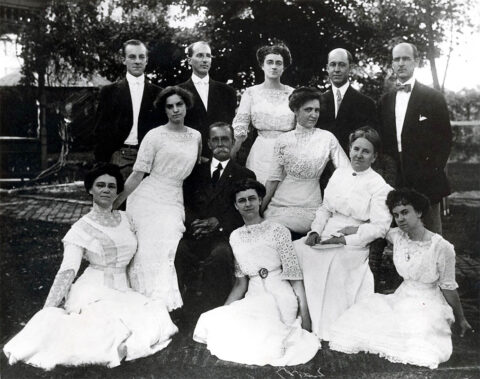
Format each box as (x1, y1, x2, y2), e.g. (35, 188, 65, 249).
(0, 0, 479, 377)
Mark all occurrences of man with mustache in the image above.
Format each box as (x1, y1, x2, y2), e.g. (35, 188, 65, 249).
(94, 39, 165, 180)
(377, 42, 452, 234)
(175, 122, 255, 313)
(179, 41, 237, 159)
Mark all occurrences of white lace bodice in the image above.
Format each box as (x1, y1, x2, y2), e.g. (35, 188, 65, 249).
(389, 228, 458, 290)
(133, 126, 200, 183)
(230, 221, 302, 280)
(269, 128, 349, 181)
(232, 85, 295, 139)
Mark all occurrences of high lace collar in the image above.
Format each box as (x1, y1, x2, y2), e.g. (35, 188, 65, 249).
(87, 203, 121, 227)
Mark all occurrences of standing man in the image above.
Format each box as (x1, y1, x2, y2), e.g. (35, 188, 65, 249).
(175, 122, 255, 311)
(94, 39, 165, 179)
(318, 48, 376, 153)
(179, 41, 237, 159)
(378, 42, 452, 234)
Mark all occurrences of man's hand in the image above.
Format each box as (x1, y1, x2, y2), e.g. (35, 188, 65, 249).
(191, 217, 220, 239)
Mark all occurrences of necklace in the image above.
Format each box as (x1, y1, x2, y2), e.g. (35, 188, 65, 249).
(404, 227, 427, 262)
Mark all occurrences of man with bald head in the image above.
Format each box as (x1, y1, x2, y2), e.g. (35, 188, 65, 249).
(317, 48, 376, 153)
(179, 41, 237, 159)
(377, 42, 452, 234)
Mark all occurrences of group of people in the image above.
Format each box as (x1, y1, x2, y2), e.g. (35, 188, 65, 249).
(3, 38, 473, 371)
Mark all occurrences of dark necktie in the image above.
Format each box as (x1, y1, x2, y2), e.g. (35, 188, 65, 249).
(211, 163, 223, 186)
(396, 83, 412, 92)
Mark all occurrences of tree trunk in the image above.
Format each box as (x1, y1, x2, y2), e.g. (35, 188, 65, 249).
(37, 66, 48, 170)
(424, 2, 441, 91)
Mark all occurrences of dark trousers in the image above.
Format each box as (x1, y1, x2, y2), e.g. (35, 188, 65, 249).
(175, 235, 234, 309)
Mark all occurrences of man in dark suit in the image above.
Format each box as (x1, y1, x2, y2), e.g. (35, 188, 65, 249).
(175, 122, 255, 310)
(377, 42, 452, 234)
(94, 39, 164, 179)
(179, 41, 237, 159)
(317, 48, 377, 192)
(318, 48, 376, 153)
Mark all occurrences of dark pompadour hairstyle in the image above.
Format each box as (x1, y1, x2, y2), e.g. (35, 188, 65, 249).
(84, 163, 124, 194)
(386, 188, 430, 216)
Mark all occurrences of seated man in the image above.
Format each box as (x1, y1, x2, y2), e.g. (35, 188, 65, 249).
(175, 122, 255, 311)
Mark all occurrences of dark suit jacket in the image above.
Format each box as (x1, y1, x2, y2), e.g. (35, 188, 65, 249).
(183, 160, 255, 237)
(377, 81, 452, 203)
(179, 78, 237, 157)
(93, 78, 165, 162)
(318, 85, 376, 153)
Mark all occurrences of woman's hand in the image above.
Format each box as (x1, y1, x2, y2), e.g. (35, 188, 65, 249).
(305, 232, 320, 246)
(337, 226, 359, 235)
(320, 236, 346, 245)
(457, 317, 473, 337)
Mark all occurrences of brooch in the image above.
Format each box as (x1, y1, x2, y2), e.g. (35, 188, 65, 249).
(258, 268, 269, 279)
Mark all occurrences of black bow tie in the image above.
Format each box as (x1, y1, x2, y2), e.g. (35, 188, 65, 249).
(396, 83, 412, 93)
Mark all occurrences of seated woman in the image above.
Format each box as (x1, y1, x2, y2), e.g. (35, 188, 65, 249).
(329, 188, 472, 369)
(193, 178, 319, 366)
(3, 164, 178, 370)
(262, 87, 350, 234)
(293, 126, 392, 341)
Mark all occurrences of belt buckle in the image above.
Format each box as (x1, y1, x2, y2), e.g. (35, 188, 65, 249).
(258, 268, 268, 279)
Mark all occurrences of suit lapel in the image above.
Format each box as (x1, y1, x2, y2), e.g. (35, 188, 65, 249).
(337, 86, 354, 120)
(117, 79, 133, 123)
(325, 90, 335, 121)
(402, 81, 422, 136)
(206, 80, 217, 116)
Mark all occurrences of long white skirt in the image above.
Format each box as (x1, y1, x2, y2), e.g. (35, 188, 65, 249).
(127, 176, 185, 311)
(294, 238, 374, 341)
(3, 268, 178, 370)
(329, 280, 454, 369)
(193, 273, 320, 366)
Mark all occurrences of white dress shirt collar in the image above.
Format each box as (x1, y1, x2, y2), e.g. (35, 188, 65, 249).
(396, 76, 416, 90)
(331, 81, 350, 98)
(192, 73, 210, 84)
(210, 157, 229, 176)
(126, 72, 145, 84)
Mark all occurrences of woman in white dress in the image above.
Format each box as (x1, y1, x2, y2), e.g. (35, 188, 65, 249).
(231, 43, 295, 184)
(293, 127, 392, 341)
(3, 164, 178, 370)
(114, 86, 201, 311)
(262, 87, 350, 234)
(193, 179, 320, 366)
(329, 188, 473, 369)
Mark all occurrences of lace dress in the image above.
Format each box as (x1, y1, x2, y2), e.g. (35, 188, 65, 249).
(193, 221, 320, 366)
(232, 85, 295, 184)
(264, 128, 349, 233)
(3, 212, 178, 370)
(127, 126, 200, 311)
(293, 167, 392, 341)
(329, 228, 457, 369)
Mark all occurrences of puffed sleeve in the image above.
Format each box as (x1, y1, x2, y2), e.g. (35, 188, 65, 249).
(232, 88, 252, 139)
(268, 137, 286, 181)
(133, 130, 156, 173)
(344, 179, 393, 247)
(436, 238, 458, 290)
(329, 134, 350, 169)
(273, 224, 303, 280)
